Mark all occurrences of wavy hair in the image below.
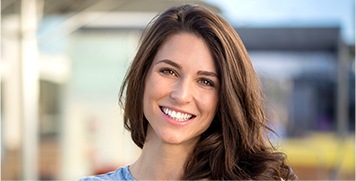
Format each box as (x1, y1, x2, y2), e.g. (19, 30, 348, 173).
(119, 4, 297, 180)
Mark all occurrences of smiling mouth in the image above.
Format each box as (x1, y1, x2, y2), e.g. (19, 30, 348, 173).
(160, 106, 196, 122)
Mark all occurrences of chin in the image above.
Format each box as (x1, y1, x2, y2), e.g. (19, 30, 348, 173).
(160, 133, 199, 146)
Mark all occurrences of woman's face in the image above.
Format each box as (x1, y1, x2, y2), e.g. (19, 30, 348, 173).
(143, 33, 219, 146)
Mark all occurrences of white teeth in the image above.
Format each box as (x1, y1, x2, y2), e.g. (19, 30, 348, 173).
(162, 107, 193, 121)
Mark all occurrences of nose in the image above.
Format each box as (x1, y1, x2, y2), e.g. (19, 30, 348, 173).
(170, 78, 193, 104)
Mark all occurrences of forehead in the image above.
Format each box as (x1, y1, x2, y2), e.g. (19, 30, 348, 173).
(153, 32, 216, 71)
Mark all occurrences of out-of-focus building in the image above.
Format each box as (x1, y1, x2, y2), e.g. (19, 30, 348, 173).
(208, 0, 355, 179)
(238, 26, 354, 180)
(1, 0, 354, 180)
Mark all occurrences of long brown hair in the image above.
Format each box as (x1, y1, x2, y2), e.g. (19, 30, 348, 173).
(119, 4, 297, 180)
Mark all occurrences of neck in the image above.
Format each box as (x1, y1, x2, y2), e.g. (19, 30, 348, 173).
(129, 129, 197, 180)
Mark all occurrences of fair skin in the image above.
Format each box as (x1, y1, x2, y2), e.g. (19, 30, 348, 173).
(130, 32, 220, 180)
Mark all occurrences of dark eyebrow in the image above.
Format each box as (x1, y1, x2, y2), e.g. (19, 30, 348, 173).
(155, 59, 182, 69)
(197, 71, 218, 78)
(156, 59, 218, 78)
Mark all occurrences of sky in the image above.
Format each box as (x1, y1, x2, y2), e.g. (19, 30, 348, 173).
(204, 0, 355, 45)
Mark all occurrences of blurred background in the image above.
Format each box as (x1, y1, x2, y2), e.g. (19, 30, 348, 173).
(1, 0, 354, 180)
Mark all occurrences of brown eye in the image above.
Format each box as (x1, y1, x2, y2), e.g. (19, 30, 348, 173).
(159, 68, 178, 77)
(198, 78, 214, 87)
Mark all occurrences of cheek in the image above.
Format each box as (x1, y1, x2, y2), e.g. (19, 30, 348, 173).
(200, 92, 219, 113)
(143, 73, 170, 111)
(143, 72, 158, 99)
(202, 93, 219, 130)
(144, 76, 167, 100)
(143, 74, 154, 115)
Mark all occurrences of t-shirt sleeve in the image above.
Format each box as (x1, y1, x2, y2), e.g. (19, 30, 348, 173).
(78, 165, 135, 181)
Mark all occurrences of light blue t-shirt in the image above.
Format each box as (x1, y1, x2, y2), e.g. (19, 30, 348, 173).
(79, 165, 135, 181)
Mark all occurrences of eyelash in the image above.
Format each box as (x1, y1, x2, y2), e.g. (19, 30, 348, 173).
(159, 68, 178, 77)
(158, 67, 215, 88)
(198, 78, 215, 87)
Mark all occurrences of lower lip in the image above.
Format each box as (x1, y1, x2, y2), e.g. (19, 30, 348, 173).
(161, 110, 194, 126)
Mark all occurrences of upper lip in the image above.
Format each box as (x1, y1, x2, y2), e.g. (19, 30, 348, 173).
(159, 105, 196, 116)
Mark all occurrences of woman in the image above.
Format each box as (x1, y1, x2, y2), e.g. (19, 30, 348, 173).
(81, 4, 297, 180)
